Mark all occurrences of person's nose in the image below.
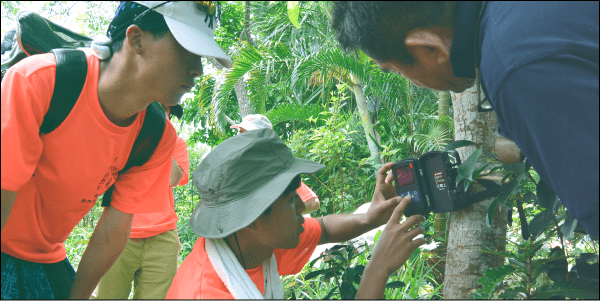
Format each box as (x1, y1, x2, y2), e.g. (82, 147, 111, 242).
(189, 55, 203, 79)
(297, 196, 306, 214)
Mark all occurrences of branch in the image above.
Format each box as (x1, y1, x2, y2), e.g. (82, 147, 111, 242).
(223, 114, 236, 126)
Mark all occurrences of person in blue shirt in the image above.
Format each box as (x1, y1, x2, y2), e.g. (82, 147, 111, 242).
(331, 1, 599, 238)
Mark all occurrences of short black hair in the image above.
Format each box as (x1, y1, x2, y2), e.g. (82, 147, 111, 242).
(262, 175, 302, 216)
(107, 1, 171, 54)
(331, 1, 457, 67)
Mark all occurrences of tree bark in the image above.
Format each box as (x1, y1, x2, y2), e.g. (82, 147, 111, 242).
(443, 85, 507, 299)
(351, 74, 382, 165)
(233, 1, 253, 118)
(434, 91, 452, 241)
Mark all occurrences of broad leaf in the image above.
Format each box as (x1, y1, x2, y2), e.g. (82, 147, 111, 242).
(495, 173, 526, 209)
(486, 197, 500, 228)
(443, 140, 476, 152)
(385, 281, 406, 289)
(286, 1, 300, 28)
(502, 162, 526, 175)
(529, 210, 555, 240)
(561, 214, 578, 241)
(534, 278, 599, 300)
(536, 179, 559, 213)
(340, 281, 356, 299)
(342, 267, 357, 282)
(457, 148, 483, 181)
(304, 269, 329, 280)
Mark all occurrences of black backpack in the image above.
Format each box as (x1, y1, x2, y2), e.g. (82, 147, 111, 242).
(1, 11, 166, 207)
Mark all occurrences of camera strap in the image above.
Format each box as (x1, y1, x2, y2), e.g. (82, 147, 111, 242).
(458, 179, 503, 208)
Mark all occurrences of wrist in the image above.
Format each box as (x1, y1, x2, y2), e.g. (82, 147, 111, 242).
(358, 213, 376, 232)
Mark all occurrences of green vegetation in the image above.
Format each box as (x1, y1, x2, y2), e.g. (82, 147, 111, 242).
(4, 1, 597, 299)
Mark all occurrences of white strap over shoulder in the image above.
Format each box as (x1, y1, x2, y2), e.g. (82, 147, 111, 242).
(205, 238, 283, 299)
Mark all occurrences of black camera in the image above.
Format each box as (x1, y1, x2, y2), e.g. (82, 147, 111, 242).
(392, 150, 467, 217)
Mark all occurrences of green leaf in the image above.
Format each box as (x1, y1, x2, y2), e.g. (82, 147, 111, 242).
(502, 162, 526, 175)
(536, 179, 559, 213)
(528, 210, 555, 240)
(385, 281, 406, 289)
(340, 281, 356, 299)
(496, 172, 526, 208)
(304, 269, 329, 280)
(521, 191, 537, 205)
(534, 278, 599, 300)
(443, 140, 476, 152)
(324, 286, 338, 299)
(457, 148, 483, 181)
(475, 265, 516, 298)
(486, 197, 500, 228)
(343, 267, 357, 282)
(561, 215, 578, 241)
(374, 229, 382, 245)
(287, 1, 300, 28)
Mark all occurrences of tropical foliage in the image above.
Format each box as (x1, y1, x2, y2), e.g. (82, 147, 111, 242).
(2, 1, 597, 299)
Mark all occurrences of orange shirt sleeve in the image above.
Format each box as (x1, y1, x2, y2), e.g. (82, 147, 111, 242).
(106, 114, 177, 215)
(173, 135, 189, 186)
(1, 55, 55, 191)
(274, 217, 322, 275)
(296, 181, 318, 203)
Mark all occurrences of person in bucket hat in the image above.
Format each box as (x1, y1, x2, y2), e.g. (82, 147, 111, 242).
(2, 1, 228, 299)
(231, 114, 321, 215)
(166, 129, 427, 299)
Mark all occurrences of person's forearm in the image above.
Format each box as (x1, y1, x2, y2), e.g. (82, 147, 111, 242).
(320, 213, 377, 244)
(301, 198, 320, 215)
(169, 158, 184, 187)
(69, 208, 132, 299)
(1, 189, 18, 232)
(355, 260, 390, 299)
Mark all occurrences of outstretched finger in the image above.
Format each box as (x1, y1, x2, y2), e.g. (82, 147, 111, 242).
(378, 162, 395, 182)
(385, 168, 394, 185)
(387, 195, 411, 226)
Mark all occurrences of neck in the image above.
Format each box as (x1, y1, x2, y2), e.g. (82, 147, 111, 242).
(97, 54, 146, 127)
(224, 233, 274, 270)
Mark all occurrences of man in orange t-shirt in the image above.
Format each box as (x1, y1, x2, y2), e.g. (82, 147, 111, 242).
(95, 105, 189, 299)
(231, 114, 321, 215)
(166, 129, 427, 299)
(1, 2, 231, 299)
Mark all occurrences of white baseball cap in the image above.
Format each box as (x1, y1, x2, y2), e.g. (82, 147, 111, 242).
(230, 114, 273, 131)
(134, 1, 232, 68)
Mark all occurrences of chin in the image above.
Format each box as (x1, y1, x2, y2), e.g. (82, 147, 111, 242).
(449, 78, 476, 93)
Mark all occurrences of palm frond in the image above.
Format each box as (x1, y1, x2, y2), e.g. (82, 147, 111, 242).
(266, 103, 326, 127)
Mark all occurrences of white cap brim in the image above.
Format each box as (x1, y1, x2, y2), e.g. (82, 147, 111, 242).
(134, 1, 232, 69)
(164, 16, 232, 69)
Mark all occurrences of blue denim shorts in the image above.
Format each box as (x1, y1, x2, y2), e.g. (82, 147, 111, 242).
(1, 252, 75, 299)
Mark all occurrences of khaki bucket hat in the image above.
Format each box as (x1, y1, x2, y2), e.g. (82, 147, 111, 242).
(190, 128, 325, 238)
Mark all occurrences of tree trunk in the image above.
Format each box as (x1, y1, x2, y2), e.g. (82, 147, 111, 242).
(434, 91, 452, 241)
(232, 1, 254, 118)
(443, 85, 507, 299)
(234, 80, 252, 118)
(430, 91, 451, 283)
(351, 74, 382, 165)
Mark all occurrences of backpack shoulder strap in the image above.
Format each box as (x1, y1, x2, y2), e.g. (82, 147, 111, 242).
(102, 102, 166, 207)
(40, 49, 87, 134)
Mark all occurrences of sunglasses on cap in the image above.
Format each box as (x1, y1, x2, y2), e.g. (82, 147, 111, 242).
(133, 1, 220, 28)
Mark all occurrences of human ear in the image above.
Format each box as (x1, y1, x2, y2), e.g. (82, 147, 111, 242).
(404, 29, 451, 65)
(125, 25, 144, 55)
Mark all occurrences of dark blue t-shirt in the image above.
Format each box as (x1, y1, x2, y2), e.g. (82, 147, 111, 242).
(452, 1, 598, 236)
